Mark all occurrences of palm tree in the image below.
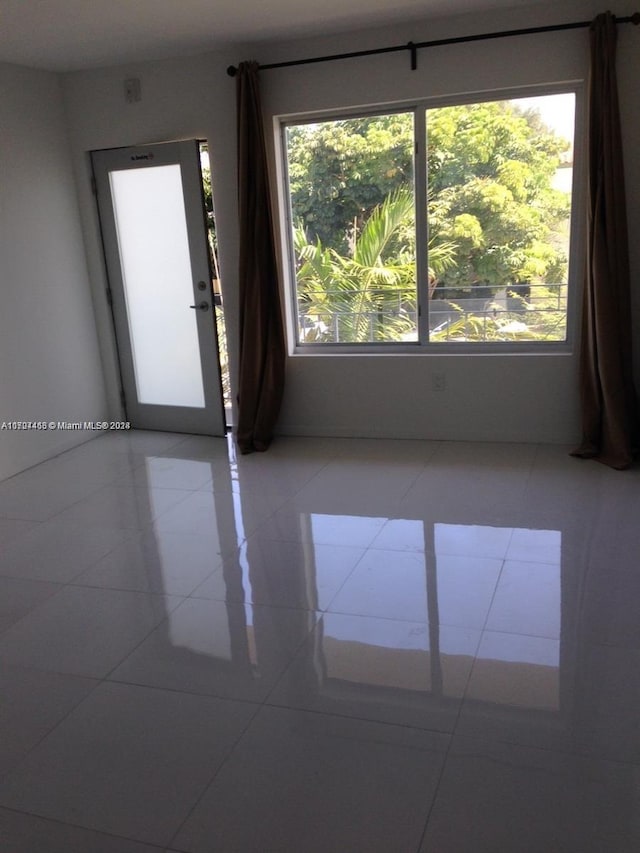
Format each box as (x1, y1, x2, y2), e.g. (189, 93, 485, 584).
(294, 189, 456, 343)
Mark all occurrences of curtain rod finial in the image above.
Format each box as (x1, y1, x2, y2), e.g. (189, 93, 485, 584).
(227, 65, 238, 77)
(631, 12, 640, 24)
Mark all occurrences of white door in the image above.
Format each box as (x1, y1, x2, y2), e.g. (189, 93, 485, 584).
(92, 140, 225, 435)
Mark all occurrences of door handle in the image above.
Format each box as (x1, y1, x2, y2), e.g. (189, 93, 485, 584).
(189, 301, 210, 312)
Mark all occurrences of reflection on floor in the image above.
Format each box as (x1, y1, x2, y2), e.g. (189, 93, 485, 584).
(0, 431, 638, 852)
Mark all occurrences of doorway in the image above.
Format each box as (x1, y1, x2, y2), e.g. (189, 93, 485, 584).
(92, 140, 226, 436)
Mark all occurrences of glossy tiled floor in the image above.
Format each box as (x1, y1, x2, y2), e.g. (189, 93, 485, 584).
(0, 430, 639, 852)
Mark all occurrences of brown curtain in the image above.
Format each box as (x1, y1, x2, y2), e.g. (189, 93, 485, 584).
(572, 12, 639, 469)
(235, 61, 286, 453)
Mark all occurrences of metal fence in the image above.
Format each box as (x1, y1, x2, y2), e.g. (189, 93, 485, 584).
(298, 283, 568, 343)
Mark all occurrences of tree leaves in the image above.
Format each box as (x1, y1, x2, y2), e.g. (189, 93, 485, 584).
(294, 190, 417, 343)
(286, 95, 574, 343)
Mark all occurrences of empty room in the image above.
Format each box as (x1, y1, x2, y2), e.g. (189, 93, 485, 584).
(1, 0, 639, 850)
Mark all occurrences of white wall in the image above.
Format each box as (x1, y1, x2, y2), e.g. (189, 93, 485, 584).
(0, 63, 108, 480)
(62, 0, 640, 445)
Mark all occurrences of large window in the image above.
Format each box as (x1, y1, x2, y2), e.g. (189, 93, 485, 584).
(282, 91, 576, 349)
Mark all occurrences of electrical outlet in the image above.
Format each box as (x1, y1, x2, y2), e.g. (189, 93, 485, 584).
(124, 78, 141, 103)
(432, 372, 446, 392)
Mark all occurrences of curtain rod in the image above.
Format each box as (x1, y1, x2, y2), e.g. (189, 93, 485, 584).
(226, 12, 639, 76)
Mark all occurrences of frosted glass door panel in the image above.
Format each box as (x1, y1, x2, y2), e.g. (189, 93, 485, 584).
(110, 165, 205, 408)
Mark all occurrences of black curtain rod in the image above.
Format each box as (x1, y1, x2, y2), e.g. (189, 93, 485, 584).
(227, 12, 640, 76)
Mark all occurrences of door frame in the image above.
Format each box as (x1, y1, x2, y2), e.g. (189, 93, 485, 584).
(91, 140, 226, 436)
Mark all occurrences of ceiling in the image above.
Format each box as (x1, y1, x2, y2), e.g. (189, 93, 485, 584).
(0, 0, 568, 73)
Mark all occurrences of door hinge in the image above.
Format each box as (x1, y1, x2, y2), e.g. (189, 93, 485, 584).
(91, 175, 98, 196)
(106, 288, 113, 306)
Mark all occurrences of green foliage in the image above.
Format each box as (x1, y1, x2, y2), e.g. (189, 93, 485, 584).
(295, 190, 417, 342)
(199, 144, 229, 402)
(426, 100, 571, 289)
(286, 97, 573, 343)
(287, 113, 414, 254)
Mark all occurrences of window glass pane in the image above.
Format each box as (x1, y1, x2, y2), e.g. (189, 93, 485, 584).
(285, 113, 417, 343)
(426, 93, 575, 343)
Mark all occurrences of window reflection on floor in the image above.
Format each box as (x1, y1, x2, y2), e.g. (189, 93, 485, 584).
(309, 517, 562, 713)
(467, 632, 560, 711)
(321, 613, 477, 697)
(140, 475, 564, 716)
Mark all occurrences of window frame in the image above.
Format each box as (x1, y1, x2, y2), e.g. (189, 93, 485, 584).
(277, 82, 584, 356)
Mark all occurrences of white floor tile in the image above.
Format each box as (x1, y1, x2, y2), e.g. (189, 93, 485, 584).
(0, 431, 638, 853)
(0, 522, 131, 583)
(96, 430, 187, 455)
(371, 518, 514, 558)
(269, 611, 479, 731)
(110, 598, 317, 702)
(420, 735, 640, 853)
(290, 458, 425, 515)
(151, 489, 256, 543)
(368, 516, 435, 553)
(157, 434, 232, 461)
(0, 665, 97, 776)
(581, 553, 640, 647)
(0, 577, 61, 633)
(229, 453, 329, 499)
(173, 705, 448, 853)
(0, 585, 180, 677)
(522, 444, 607, 518)
(0, 808, 159, 853)
(456, 629, 569, 754)
(257, 506, 389, 548)
(113, 456, 218, 491)
(12, 446, 146, 488)
(464, 630, 560, 711)
(485, 560, 562, 639)
(434, 520, 514, 558)
(399, 441, 535, 519)
(505, 526, 562, 563)
(51, 485, 192, 530)
(332, 437, 440, 462)
(191, 536, 365, 610)
(0, 682, 257, 846)
(0, 476, 103, 522)
(328, 548, 502, 628)
(75, 529, 224, 596)
(571, 643, 640, 763)
(0, 518, 37, 547)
